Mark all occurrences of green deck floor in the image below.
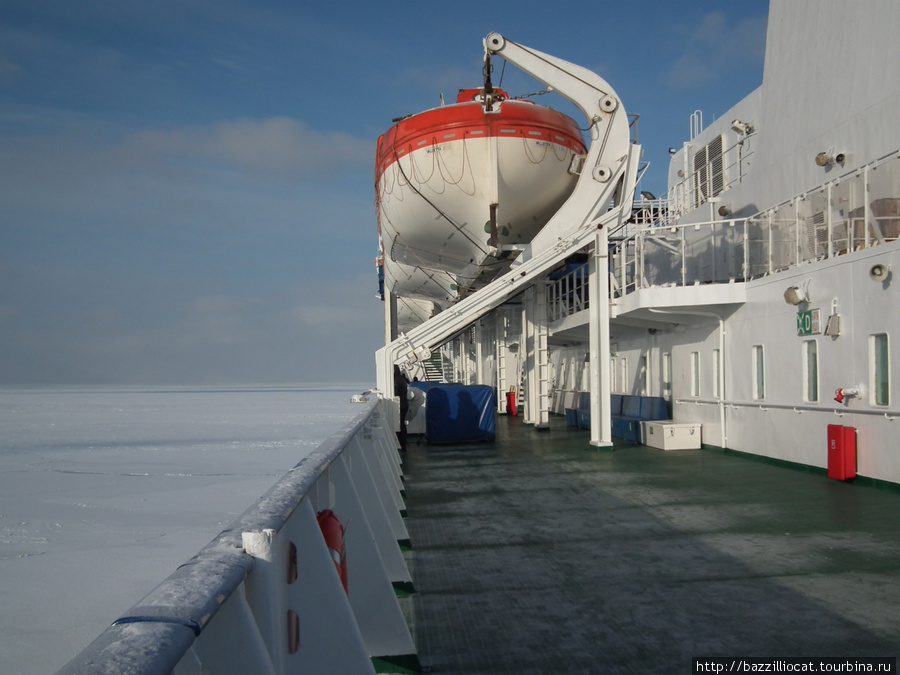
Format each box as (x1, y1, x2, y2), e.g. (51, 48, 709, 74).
(400, 414, 900, 674)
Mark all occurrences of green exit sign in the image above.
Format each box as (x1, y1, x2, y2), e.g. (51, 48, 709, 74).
(797, 308, 822, 336)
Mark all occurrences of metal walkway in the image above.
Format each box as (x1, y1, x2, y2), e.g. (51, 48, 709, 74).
(401, 414, 900, 674)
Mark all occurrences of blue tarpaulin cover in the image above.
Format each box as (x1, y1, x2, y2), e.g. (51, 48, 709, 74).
(425, 384, 496, 443)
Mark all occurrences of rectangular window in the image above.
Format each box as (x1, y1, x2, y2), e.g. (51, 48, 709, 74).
(662, 352, 672, 395)
(610, 357, 617, 392)
(871, 333, 890, 406)
(640, 355, 648, 395)
(803, 340, 818, 402)
(691, 351, 701, 397)
(712, 349, 721, 399)
(752, 345, 765, 400)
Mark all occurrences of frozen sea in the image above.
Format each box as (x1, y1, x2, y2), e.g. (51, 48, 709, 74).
(0, 384, 369, 674)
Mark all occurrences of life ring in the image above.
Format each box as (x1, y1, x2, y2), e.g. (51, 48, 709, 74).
(316, 509, 348, 594)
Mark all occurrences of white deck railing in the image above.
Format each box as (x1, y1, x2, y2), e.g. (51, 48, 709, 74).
(550, 151, 900, 317)
(58, 396, 417, 675)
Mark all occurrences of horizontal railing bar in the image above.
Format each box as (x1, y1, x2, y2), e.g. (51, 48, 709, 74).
(675, 397, 900, 418)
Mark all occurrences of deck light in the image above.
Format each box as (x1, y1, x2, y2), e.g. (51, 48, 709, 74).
(784, 286, 808, 305)
(731, 119, 753, 135)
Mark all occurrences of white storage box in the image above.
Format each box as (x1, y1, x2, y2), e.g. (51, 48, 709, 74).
(642, 422, 702, 450)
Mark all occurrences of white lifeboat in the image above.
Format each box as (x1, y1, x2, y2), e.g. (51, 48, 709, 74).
(376, 87, 586, 298)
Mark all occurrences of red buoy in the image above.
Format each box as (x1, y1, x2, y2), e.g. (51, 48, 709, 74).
(316, 509, 348, 594)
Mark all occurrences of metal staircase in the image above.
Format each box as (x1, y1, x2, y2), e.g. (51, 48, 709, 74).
(423, 352, 445, 382)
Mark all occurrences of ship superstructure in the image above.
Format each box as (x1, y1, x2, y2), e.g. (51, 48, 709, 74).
(378, 0, 900, 486)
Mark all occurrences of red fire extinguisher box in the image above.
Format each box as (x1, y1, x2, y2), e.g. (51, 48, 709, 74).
(827, 425, 857, 481)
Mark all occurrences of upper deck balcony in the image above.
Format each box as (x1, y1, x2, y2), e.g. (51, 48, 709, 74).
(549, 151, 900, 335)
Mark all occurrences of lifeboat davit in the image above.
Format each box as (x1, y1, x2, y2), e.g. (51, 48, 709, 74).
(376, 87, 586, 299)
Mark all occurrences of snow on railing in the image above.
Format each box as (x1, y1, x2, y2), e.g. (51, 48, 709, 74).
(58, 396, 418, 675)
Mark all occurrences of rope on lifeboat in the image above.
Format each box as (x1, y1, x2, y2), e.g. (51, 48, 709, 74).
(436, 133, 477, 194)
(391, 148, 491, 257)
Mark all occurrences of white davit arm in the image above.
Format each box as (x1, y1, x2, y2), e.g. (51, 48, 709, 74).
(376, 36, 639, 398)
(483, 32, 631, 187)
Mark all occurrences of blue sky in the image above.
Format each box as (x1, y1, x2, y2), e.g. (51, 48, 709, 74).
(0, 1, 768, 385)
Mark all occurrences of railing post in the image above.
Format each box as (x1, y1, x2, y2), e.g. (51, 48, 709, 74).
(345, 436, 412, 586)
(768, 210, 774, 275)
(241, 529, 289, 673)
(190, 582, 278, 674)
(330, 453, 419, 669)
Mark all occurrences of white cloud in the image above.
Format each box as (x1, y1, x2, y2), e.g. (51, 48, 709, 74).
(125, 118, 374, 178)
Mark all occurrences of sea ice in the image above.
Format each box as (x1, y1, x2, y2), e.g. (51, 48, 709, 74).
(0, 385, 367, 675)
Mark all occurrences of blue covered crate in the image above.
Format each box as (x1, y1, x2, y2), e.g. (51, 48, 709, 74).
(577, 409, 591, 429)
(621, 419, 641, 443)
(426, 385, 496, 444)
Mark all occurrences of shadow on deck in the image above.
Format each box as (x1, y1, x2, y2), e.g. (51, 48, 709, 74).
(400, 414, 900, 674)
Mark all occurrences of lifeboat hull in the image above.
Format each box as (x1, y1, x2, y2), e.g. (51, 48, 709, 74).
(382, 255, 457, 306)
(376, 91, 586, 294)
(396, 296, 439, 334)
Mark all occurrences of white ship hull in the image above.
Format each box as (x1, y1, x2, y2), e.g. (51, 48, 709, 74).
(378, 131, 581, 283)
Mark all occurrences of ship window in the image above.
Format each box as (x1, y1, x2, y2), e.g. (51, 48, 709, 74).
(712, 349, 721, 399)
(662, 352, 672, 395)
(871, 333, 890, 406)
(691, 351, 701, 397)
(803, 340, 819, 403)
(610, 357, 617, 392)
(639, 355, 649, 395)
(752, 345, 765, 400)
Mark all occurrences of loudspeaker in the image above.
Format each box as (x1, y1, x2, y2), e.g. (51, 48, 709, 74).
(869, 263, 891, 282)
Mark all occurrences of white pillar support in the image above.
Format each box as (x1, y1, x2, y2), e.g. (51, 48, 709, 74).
(522, 287, 536, 424)
(474, 318, 485, 385)
(496, 309, 512, 413)
(589, 231, 613, 447)
(384, 292, 398, 345)
(534, 282, 551, 429)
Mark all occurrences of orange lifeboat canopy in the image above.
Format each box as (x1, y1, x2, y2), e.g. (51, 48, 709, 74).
(375, 86, 587, 290)
(375, 88, 586, 181)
